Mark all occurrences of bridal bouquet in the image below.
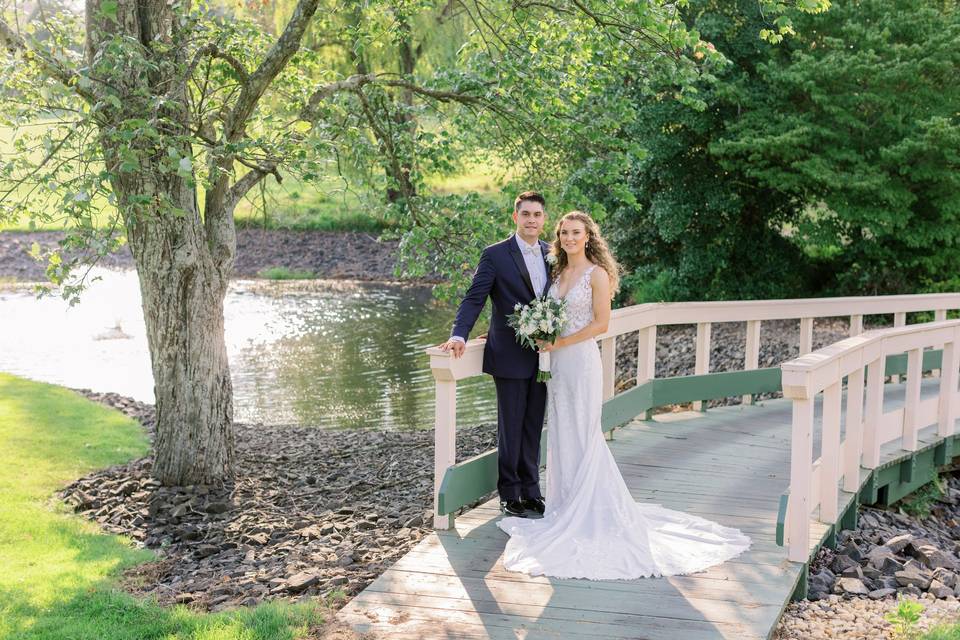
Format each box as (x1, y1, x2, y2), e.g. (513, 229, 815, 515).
(507, 296, 568, 381)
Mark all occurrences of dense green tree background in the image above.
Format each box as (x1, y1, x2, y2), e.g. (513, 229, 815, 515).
(581, 0, 959, 303)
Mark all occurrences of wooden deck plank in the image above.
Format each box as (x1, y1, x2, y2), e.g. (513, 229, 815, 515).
(338, 592, 765, 640)
(337, 383, 947, 639)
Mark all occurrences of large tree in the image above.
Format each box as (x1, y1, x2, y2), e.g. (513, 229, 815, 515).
(1, 0, 741, 485)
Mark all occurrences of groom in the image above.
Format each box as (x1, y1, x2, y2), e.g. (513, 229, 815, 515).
(439, 191, 552, 518)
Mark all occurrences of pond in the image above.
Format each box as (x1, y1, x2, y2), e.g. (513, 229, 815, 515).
(0, 268, 497, 429)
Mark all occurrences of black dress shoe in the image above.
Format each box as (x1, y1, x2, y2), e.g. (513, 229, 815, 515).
(522, 497, 546, 515)
(500, 499, 527, 517)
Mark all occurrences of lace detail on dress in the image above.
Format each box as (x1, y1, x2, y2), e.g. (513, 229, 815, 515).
(550, 265, 596, 337)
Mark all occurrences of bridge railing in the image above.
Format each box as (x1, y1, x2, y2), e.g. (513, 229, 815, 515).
(781, 319, 960, 562)
(426, 293, 960, 530)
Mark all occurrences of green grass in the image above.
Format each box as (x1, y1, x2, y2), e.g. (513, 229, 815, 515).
(922, 623, 960, 639)
(1, 122, 510, 233)
(0, 373, 326, 639)
(257, 266, 317, 280)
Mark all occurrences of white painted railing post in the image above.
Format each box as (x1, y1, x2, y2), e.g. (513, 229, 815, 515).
(788, 397, 814, 562)
(892, 312, 907, 383)
(799, 318, 814, 356)
(821, 382, 842, 523)
(743, 320, 761, 405)
(903, 347, 923, 451)
(433, 374, 457, 530)
(939, 330, 960, 439)
(862, 355, 885, 469)
(850, 314, 864, 337)
(637, 325, 657, 420)
(601, 336, 616, 439)
(694, 322, 711, 412)
(843, 366, 866, 492)
(934, 310, 948, 375)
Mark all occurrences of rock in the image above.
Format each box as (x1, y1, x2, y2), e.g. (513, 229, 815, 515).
(205, 501, 232, 514)
(879, 556, 905, 575)
(865, 545, 897, 570)
(835, 578, 870, 596)
(285, 572, 320, 593)
(912, 544, 960, 571)
(934, 568, 959, 588)
(883, 533, 913, 554)
(337, 554, 355, 567)
(895, 566, 932, 590)
(831, 554, 859, 575)
(840, 565, 865, 581)
(929, 579, 954, 599)
(868, 588, 897, 600)
(837, 541, 864, 563)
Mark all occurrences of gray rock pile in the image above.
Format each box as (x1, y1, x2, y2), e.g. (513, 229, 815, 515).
(0, 230, 404, 282)
(806, 484, 960, 603)
(615, 318, 851, 406)
(61, 389, 496, 612)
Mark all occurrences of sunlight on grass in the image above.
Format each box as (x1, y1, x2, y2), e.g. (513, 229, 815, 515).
(0, 373, 326, 639)
(2, 121, 511, 233)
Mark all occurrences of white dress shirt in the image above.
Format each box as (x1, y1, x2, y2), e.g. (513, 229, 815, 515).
(516, 235, 547, 296)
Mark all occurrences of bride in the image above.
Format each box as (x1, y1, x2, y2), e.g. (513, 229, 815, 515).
(496, 211, 751, 580)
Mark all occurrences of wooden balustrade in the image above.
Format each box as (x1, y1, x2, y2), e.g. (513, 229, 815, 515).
(781, 320, 960, 562)
(428, 293, 960, 531)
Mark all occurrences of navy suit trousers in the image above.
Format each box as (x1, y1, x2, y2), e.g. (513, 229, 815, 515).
(494, 375, 547, 501)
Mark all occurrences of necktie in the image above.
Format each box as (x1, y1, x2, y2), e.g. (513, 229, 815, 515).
(524, 245, 541, 257)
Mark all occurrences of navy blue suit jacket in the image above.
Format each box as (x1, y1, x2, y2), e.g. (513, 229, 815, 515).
(451, 235, 553, 379)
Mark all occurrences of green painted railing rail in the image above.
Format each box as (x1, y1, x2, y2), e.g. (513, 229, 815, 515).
(438, 366, 781, 515)
(439, 348, 947, 517)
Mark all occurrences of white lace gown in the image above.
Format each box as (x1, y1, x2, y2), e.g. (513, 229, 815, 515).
(496, 265, 751, 580)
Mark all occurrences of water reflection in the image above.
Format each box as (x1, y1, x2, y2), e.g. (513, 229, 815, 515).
(0, 267, 497, 429)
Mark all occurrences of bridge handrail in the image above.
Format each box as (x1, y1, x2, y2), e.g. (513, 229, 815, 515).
(780, 319, 960, 562)
(426, 292, 960, 530)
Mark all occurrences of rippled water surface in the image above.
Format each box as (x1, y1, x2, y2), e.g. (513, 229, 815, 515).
(0, 268, 497, 429)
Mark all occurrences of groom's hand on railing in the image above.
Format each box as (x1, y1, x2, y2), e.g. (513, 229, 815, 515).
(439, 339, 466, 358)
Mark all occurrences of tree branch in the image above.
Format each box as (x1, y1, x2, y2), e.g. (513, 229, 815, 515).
(0, 17, 95, 103)
(299, 73, 487, 124)
(223, 0, 320, 141)
(196, 43, 250, 84)
(225, 164, 278, 213)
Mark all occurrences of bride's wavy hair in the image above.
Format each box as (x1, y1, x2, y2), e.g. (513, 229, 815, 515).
(549, 211, 621, 297)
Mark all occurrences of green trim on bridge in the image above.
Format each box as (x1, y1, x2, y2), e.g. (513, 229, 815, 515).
(438, 366, 781, 516)
(438, 348, 948, 518)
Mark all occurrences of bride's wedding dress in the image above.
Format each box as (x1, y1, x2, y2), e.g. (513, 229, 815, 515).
(496, 265, 751, 580)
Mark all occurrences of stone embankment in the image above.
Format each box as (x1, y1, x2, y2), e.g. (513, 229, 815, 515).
(0, 229, 402, 281)
(776, 477, 960, 639)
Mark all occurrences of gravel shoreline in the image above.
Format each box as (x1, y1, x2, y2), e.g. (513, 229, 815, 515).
(0, 229, 405, 282)
(61, 390, 497, 613)
(66, 387, 960, 638)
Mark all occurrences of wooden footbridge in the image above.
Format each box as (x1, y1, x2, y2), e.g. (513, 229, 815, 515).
(336, 294, 960, 639)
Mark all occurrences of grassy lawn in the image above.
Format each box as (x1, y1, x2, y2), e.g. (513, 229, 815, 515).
(1, 123, 510, 234)
(0, 373, 326, 639)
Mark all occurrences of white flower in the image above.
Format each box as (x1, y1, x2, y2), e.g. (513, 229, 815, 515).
(514, 303, 522, 311)
(545, 253, 558, 265)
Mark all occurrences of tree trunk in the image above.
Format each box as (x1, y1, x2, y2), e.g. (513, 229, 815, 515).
(88, 0, 237, 485)
(113, 172, 236, 485)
